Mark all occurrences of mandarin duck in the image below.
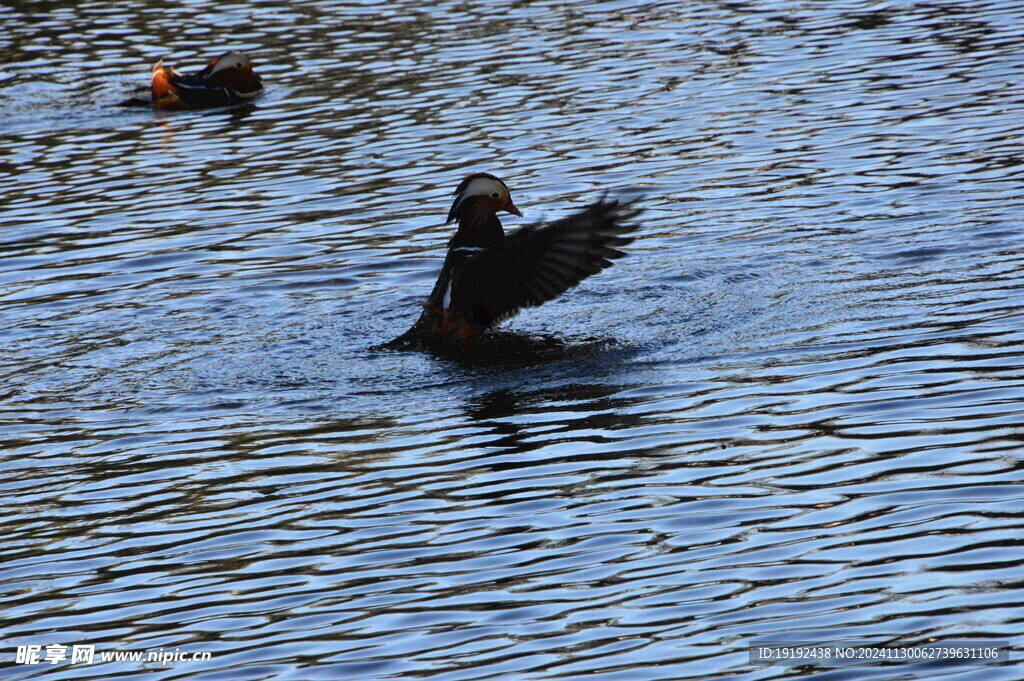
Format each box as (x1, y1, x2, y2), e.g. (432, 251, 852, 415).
(149, 51, 263, 109)
(386, 173, 641, 350)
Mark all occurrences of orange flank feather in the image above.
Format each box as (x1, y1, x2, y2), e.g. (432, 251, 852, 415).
(150, 61, 185, 110)
(426, 305, 479, 343)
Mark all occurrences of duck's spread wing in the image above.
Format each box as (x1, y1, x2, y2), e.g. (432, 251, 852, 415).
(451, 197, 642, 330)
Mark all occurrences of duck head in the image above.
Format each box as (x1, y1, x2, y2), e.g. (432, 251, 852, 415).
(205, 51, 263, 93)
(447, 172, 523, 225)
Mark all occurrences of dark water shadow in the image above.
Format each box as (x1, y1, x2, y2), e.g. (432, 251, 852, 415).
(460, 378, 656, 464)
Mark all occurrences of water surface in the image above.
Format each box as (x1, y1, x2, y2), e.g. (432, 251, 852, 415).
(2, 1, 1024, 679)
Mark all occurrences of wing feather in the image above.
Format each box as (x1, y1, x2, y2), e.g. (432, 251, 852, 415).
(450, 196, 642, 330)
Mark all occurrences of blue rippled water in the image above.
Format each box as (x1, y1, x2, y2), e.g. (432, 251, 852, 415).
(2, 1, 1024, 679)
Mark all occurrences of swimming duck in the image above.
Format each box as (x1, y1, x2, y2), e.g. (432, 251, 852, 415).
(149, 51, 263, 109)
(386, 173, 641, 349)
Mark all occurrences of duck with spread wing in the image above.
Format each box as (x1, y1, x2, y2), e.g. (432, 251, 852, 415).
(387, 173, 641, 349)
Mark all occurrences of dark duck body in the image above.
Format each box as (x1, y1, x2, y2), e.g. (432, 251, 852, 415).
(149, 51, 262, 110)
(386, 173, 641, 350)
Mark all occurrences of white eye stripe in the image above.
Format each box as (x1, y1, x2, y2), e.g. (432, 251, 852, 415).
(462, 177, 505, 198)
(211, 51, 251, 74)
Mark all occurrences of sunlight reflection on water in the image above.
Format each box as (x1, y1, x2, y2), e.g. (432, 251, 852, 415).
(2, 1, 1024, 679)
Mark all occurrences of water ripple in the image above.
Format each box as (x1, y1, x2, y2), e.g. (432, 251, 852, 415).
(3, 0, 1024, 680)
